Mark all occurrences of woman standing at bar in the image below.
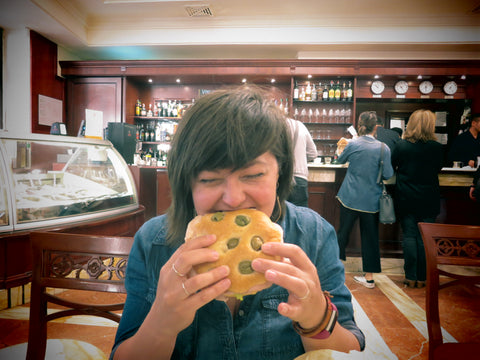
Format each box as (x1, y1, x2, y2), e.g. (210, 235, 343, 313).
(111, 85, 364, 359)
(335, 111, 394, 289)
(391, 109, 443, 288)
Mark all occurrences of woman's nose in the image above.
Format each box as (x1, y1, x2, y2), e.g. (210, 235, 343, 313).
(222, 179, 246, 208)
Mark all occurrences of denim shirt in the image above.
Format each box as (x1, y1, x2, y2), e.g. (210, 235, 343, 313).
(110, 202, 365, 360)
(336, 136, 394, 213)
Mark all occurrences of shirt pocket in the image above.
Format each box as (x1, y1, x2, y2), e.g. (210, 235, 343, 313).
(259, 292, 304, 358)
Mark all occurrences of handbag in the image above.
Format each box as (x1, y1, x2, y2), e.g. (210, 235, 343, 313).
(377, 143, 396, 224)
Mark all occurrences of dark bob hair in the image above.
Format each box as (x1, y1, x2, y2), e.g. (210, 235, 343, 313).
(166, 85, 293, 246)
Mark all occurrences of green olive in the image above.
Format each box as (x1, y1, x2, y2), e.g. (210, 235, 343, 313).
(227, 237, 239, 249)
(211, 212, 225, 222)
(238, 260, 254, 274)
(235, 215, 251, 226)
(250, 236, 264, 251)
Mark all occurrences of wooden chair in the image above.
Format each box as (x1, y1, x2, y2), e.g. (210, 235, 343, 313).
(418, 222, 480, 360)
(26, 231, 134, 360)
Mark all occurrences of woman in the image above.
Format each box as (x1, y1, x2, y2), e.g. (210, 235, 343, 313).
(391, 109, 443, 288)
(335, 111, 394, 289)
(111, 85, 364, 359)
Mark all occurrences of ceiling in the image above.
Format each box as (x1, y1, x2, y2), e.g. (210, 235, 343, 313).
(1, 0, 480, 60)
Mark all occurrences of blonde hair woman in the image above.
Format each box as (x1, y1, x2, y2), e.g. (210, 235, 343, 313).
(391, 109, 444, 288)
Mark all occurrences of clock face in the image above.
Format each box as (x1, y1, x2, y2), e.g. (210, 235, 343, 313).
(371, 80, 385, 95)
(394, 80, 409, 94)
(419, 80, 434, 95)
(443, 81, 458, 95)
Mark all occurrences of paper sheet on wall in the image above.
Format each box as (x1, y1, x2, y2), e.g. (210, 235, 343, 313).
(38, 95, 62, 126)
(435, 133, 448, 144)
(435, 111, 447, 127)
(85, 109, 104, 139)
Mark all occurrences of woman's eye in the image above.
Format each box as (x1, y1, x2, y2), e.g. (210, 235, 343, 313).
(244, 172, 263, 180)
(198, 178, 218, 184)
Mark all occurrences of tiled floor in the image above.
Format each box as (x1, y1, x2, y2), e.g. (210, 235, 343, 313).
(0, 257, 479, 360)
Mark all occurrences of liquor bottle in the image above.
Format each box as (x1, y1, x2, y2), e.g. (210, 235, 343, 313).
(322, 83, 329, 101)
(293, 81, 299, 100)
(342, 82, 347, 101)
(139, 123, 145, 141)
(305, 82, 312, 101)
(328, 81, 335, 101)
(135, 124, 140, 140)
(347, 81, 353, 101)
(141, 103, 147, 116)
(334, 81, 341, 101)
(311, 84, 317, 101)
(299, 86, 306, 101)
(135, 100, 141, 116)
(150, 122, 155, 142)
(284, 98, 289, 115)
(153, 122, 159, 141)
(147, 104, 153, 117)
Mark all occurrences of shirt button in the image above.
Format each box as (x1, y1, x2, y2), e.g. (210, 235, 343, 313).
(238, 310, 245, 317)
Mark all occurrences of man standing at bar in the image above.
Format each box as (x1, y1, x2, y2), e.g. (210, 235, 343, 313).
(375, 116, 400, 152)
(448, 113, 480, 168)
(286, 117, 318, 207)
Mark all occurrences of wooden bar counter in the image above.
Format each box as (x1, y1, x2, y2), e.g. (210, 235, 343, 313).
(307, 164, 478, 258)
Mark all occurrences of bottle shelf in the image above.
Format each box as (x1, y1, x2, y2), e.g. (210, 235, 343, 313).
(293, 100, 353, 104)
(134, 116, 180, 121)
(303, 122, 353, 126)
(138, 141, 171, 145)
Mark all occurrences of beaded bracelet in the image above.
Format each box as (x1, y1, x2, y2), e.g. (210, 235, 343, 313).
(292, 291, 338, 339)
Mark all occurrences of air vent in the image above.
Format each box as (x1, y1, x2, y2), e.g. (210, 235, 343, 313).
(185, 5, 213, 17)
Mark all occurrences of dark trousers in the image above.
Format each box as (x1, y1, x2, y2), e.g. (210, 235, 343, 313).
(287, 176, 309, 207)
(400, 214, 436, 282)
(337, 204, 381, 273)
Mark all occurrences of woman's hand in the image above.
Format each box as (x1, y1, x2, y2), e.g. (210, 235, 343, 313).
(251, 242, 326, 329)
(152, 234, 231, 337)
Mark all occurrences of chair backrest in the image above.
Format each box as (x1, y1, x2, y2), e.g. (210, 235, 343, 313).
(26, 231, 134, 360)
(418, 222, 480, 359)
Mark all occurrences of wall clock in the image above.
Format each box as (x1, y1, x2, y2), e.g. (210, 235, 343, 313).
(394, 80, 409, 95)
(443, 81, 458, 95)
(371, 80, 385, 95)
(419, 80, 433, 95)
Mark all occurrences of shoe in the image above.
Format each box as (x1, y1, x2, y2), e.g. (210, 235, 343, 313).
(416, 281, 426, 288)
(403, 279, 416, 288)
(353, 275, 375, 289)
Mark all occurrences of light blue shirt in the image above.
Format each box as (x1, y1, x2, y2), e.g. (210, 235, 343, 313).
(336, 136, 394, 213)
(110, 202, 365, 360)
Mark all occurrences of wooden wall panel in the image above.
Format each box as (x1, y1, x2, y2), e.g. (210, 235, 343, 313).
(30, 31, 65, 134)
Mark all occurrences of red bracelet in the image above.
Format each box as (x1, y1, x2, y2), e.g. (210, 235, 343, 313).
(292, 292, 338, 340)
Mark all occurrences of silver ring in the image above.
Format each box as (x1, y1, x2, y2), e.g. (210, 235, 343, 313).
(295, 287, 310, 301)
(172, 263, 186, 277)
(182, 282, 191, 297)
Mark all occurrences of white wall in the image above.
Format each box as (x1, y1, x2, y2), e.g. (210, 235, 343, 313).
(1, 27, 31, 136)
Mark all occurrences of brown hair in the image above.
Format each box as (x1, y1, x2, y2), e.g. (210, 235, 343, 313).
(166, 85, 293, 246)
(403, 109, 438, 143)
(357, 111, 378, 136)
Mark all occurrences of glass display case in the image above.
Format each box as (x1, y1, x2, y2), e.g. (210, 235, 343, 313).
(0, 134, 138, 232)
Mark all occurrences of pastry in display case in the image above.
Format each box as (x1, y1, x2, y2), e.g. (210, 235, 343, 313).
(0, 134, 139, 231)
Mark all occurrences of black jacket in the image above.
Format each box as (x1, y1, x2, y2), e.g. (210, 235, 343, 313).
(392, 139, 444, 217)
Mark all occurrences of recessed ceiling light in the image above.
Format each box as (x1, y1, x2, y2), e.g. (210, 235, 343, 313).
(374, 75, 380, 79)
(461, 75, 466, 80)
(307, 75, 312, 79)
(176, 78, 181, 83)
(417, 75, 422, 79)
(271, 78, 276, 83)
(148, 78, 153, 83)
(242, 78, 247, 83)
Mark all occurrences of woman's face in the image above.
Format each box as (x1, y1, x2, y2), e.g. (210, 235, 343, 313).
(191, 152, 280, 218)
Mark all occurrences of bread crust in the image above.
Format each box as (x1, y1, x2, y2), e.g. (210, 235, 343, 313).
(185, 209, 283, 297)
